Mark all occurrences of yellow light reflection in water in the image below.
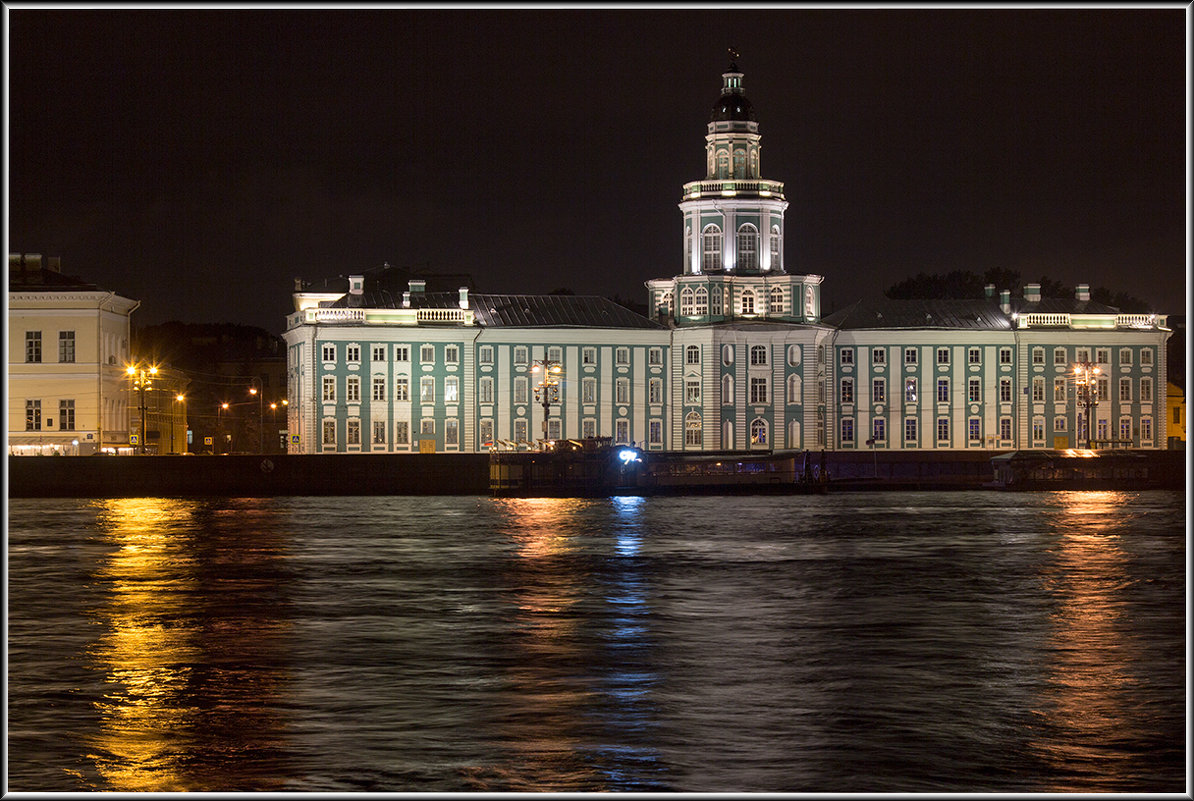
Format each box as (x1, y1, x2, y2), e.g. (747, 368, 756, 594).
(1032, 490, 1144, 790)
(87, 498, 201, 791)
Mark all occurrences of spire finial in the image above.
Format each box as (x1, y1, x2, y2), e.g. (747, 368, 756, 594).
(727, 47, 740, 72)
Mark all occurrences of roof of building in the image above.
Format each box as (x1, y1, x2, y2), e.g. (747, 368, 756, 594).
(822, 294, 1123, 331)
(9, 266, 106, 292)
(328, 291, 664, 329)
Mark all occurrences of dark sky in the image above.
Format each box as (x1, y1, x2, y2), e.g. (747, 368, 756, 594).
(8, 8, 1187, 333)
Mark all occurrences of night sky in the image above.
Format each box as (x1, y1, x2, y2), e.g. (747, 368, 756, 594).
(8, 8, 1187, 334)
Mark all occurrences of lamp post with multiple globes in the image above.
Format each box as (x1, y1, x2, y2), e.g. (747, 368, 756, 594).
(125, 363, 158, 454)
(1074, 361, 1101, 448)
(531, 359, 563, 447)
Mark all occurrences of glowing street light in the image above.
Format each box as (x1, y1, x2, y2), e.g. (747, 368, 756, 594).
(1074, 361, 1101, 448)
(532, 359, 563, 445)
(125, 363, 158, 454)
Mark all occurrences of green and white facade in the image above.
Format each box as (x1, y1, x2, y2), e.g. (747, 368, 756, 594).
(282, 63, 1171, 454)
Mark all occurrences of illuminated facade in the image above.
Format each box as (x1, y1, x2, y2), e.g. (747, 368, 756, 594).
(8, 254, 141, 455)
(282, 63, 1171, 454)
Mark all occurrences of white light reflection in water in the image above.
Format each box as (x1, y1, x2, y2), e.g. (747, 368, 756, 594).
(1031, 491, 1149, 791)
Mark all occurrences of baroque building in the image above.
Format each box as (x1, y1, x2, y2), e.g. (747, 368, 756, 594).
(282, 62, 1171, 454)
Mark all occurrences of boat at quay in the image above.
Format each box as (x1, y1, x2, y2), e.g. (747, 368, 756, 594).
(988, 449, 1185, 491)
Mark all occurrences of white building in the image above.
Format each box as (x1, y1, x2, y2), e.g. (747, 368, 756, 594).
(8, 254, 141, 455)
(282, 62, 1171, 454)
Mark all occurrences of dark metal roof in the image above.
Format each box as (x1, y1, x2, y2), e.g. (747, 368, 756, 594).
(9, 267, 105, 292)
(1007, 296, 1119, 315)
(329, 291, 663, 329)
(822, 298, 1015, 331)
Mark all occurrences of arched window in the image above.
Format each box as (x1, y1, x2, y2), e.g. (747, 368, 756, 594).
(750, 418, 769, 447)
(716, 150, 729, 178)
(710, 285, 723, 315)
(702, 224, 723, 272)
(684, 225, 692, 273)
(733, 149, 746, 177)
(679, 286, 695, 316)
(787, 373, 801, 403)
(741, 289, 755, 315)
(770, 225, 781, 267)
(694, 286, 709, 315)
(722, 374, 734, 403)
(657, 291, 673, 317)
(685, 411, 703, 447)
(737, 224, 759, 271)
(769, 286, 785, 314)
(722, 344, 734, 366)
(724, 420, 734, 450)
(750, 149, 759, 178)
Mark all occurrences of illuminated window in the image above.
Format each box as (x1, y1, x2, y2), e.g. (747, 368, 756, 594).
(373, 420, 386, 445)
(514, 418, 527, 442)
(769, 286, 784, 314)
(685, 411, 702, 446)
(904, 378, 918, 403)
(25, 332, 42, 363)
(737, 224, 759, 270)
(679, 287, 695, 315)
(25, 399, 41, 431)
(1000, 378, 1012, 403)
(322, 376, 335, 402)
(372, 377, 386, 401)
(840, 378, 854, 404)
(751, 418, 768, 445)
(873, 378, 886, 404)
(702, 224, 723, 271)
(420, 377, 435, 404)
(444, 376, 459, 403)
(694, 286, 709, 315)
(59, 332, 75, 363)
(740, 289, 755, 314)
(395, 378, 409, 401)
(1054, 378, 1066, 402)
(480, 419, 493, 446)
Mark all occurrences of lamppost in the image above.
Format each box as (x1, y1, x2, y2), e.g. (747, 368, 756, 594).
(218, 402, 230, 454)
(125, 363, 158, 454)
(248, 378, 263, 453)
(1074, 361, 1100, 448)
(532, 359, 563, 447)
(172, 394, 186, 454)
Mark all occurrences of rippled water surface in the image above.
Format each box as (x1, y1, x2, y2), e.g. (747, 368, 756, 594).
(8, 491, 1186, 792)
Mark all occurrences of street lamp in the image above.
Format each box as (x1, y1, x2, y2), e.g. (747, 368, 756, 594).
(531, 359, 563, 446)
(1074, 361, 1101, 448)
(125, 363, 158, 454)
(217, 402, 230, 454)
(248, 378, 263, 453)
(172, 394, 186, 454)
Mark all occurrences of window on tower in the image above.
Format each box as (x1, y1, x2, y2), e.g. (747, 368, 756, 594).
(702, 225, 723, 272)
(737, 224, 758, 270)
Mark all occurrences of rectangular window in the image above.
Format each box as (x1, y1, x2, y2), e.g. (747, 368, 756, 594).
(686, 345, 700, 365)
(968, 348, 981, 365)
(547, 418, 562, 440)
(395, 378, 409, 401)
(346, 376, 361, 402)
(395, 420, 409, 445)
(1119, 348, 1133, 366)
(615, 419, 630, 444)
(514, 377, 528, 405)
(968, 378, 981, 403)
(372, 345, 386, 362)
(969, 418, 981, 441)
(445, 345, 459, 365)
(904, 417, 917, 441)
(420, 377, 435, 403)
(649, 378, 663, 405)
(395, 345, 410, 362)
(685, 379, 701, 404)
(872, 348, 885, 365)
(1119, 378, 1132, 402)
(1140, 378, 1153, 402)
(616, 378, 630, 405)
(648, 347, 663, 366)
(937, 347, 950, 365)
(1054, 416, 1067, 433)
(420, 418, 435, 436)
(649, 420, 663, 445)
(548, 346, 563, 363)
(872, 379, 886, 404)
(1120, 418, 1133, 442)
(421, 345, 435, 364)
(322, 376, 336, 402)
(841, 418, 854, 443)
(322, 420, 336, 446)
(514, 346, 528, 365)
(873, 418, 886, 442)
(25, 399, 41, 430)
(1000, 348, 1013, 365)
(445, 419, 459, 445)
(750, 377, 769, 404)
(372, 377, 386, 401)
(582, 377, 597, 404)
(1096, 348, 1109, 364)
(1000, 418, 1012, 440)
(25, 331, 42, 363)
(904, 378, 917, 403)
(480, 419, 494, 445)
(937, 417, 950, 441)
(479, 377, 494, 404)
(582, 347, 597, 365)
(322, 344, 335, 362)
(936, 378, 950, 403)
(615, 347, 630, 365)
(1032, 347, 1045, 365)
(346, 345, 360, 362)
(1054, 378, 1067, 402)
(1032, 377, 1045, 402)
(904, 348, 917, 365)
(373, 420, 386, 444)
(59, 331, 76, 363)
(59, 399, 75, 431)
(1141, 417, 1152, 441)
(751, 345, 768, 366)
(583, 418, 597, 439)
(1000, 378, 1012, 403)
(1141, 349, 1153, 366)
(1076, 348, 1090, 364)
(840, 348, 854, 366)
(479, 345, 494, 365)
(444, 376, 459, 403)
(840, 378, 854, 404)
(514, 419, 528, 442)
(1032, 418, 1045, 442)
(1054, 347, 1067, 365)
(1175, 407, 1183, 425)
(1097, 377, 1109, 400)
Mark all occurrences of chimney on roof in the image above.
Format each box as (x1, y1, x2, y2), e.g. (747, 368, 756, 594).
(26, 254, 42, 271)
(1075, 283, 1090, 302)
(1024, 283, 1041, 303)
(999, 289, 1011, 315)
(402, 291, 411, 308)
(984, 283, 996, 298)
(349, 275, 364, 295)
(409, 279, 426, 294)
(459, 287, 469, 310)
(294, 277, 304, 291)
(47, 256, 61, 273)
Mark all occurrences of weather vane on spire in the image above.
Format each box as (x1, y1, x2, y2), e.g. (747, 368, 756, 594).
(727, 47, 741, 72)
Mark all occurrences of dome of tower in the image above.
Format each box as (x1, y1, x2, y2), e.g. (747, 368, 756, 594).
(710, 93, 756, 122)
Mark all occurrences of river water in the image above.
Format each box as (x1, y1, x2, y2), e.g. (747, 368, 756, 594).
(7, 491, 1186, 793)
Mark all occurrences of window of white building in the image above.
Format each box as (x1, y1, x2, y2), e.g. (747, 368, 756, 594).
(737, 224, 758, 270)
(702, 224, 722, 271)
(685, 412, 702, 446)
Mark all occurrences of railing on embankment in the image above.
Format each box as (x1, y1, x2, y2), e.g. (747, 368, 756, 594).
(8, 454, 492, 498)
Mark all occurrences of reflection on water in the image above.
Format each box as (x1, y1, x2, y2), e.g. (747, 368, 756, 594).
(7, 491, 1184, 792)
(85, 498, 294, 792)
